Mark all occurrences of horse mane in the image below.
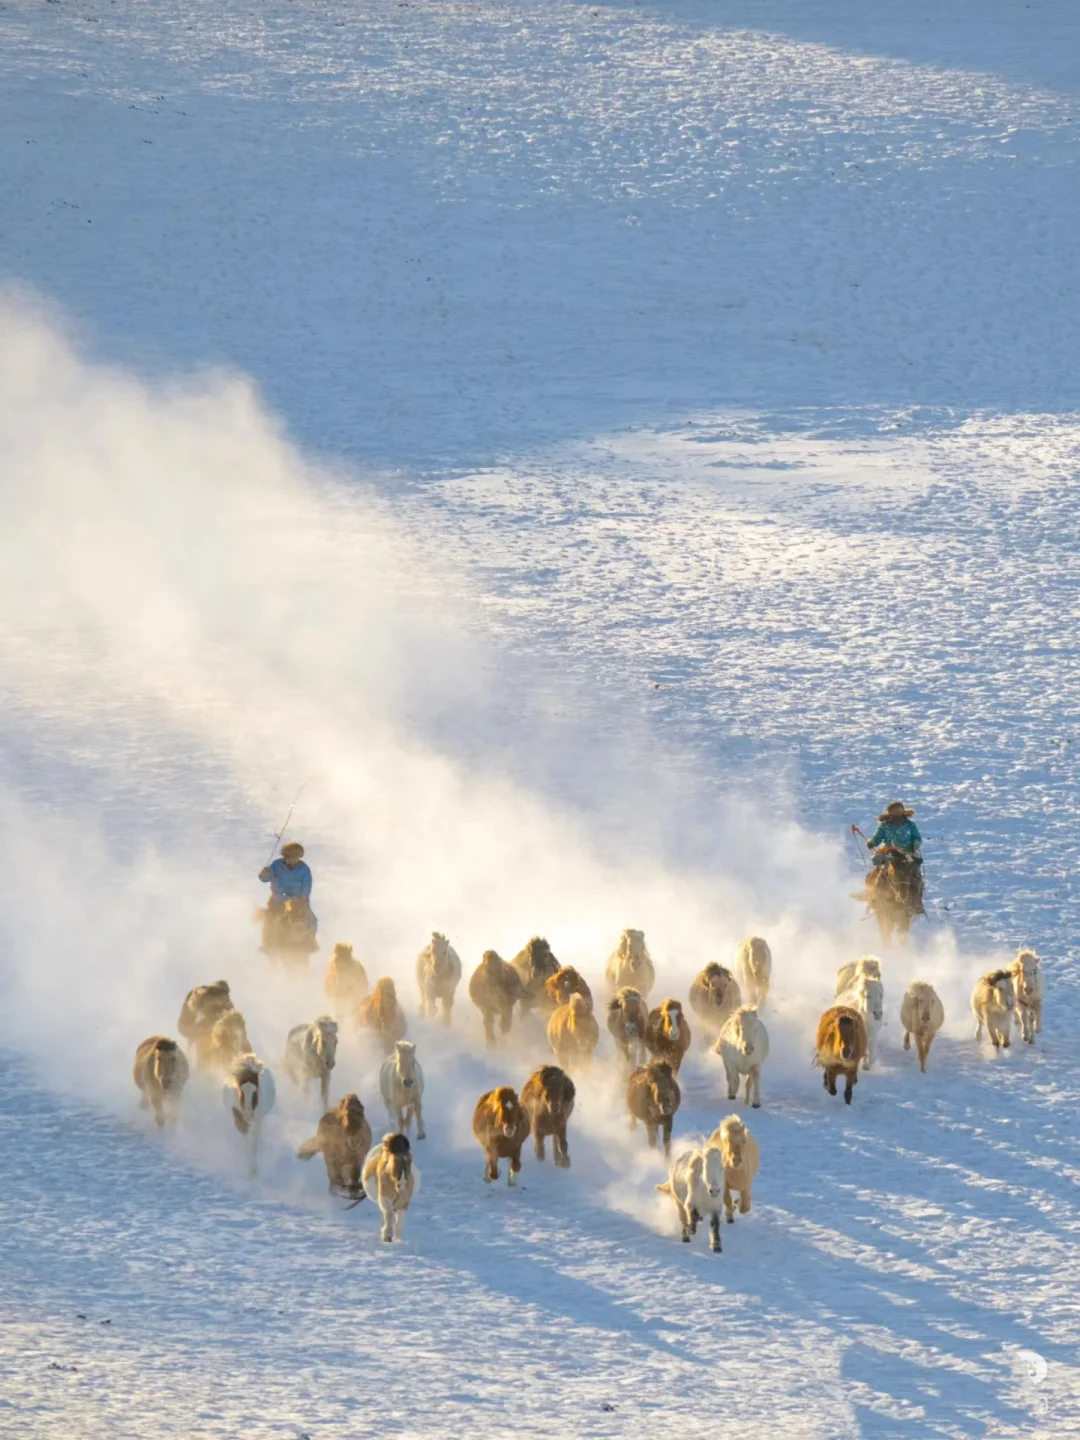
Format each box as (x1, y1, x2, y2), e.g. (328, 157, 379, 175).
(370, 978, 398, 1023)
(230, 1053, 262, 1087)
(339, 1093, 366, 1127)
(717, 1116, 744, 1167)
(987, 968, 1012, 986)
(491, 1085, 519, 1123)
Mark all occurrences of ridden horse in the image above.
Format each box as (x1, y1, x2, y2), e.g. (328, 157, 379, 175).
(259, 896, 318, 968)
(864, 849, 920, 946)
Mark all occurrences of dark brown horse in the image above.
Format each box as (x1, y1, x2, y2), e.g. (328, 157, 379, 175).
(864, 849, 921, 946)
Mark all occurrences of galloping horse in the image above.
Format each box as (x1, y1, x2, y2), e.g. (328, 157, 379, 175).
(863, 847, 921, 946)
(258, 896, 318, 969)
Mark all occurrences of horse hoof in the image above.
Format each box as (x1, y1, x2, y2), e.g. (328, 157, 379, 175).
(751, 1102, 761, 1109)
(681, 1235, 691, 1243)
(726, 1215, 734, 1224)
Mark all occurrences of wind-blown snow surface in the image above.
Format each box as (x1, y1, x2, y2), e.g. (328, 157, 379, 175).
(1, 2, 1079, 1437)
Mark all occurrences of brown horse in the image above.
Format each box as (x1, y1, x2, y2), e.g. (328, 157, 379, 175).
(521, 1065, 576, 1168)
(296, 1093, 372, 1201)
(259, 897, 318, 967)
(863, 850, 921, 946)
(815, 1006, 868, 1105)
(545, 965, 593, 1013)
(357, 978, 408, 1053)
(468, 950, 523, 1046)
(472, 1085, 531, 1185)
(510, 937, 561, 1018)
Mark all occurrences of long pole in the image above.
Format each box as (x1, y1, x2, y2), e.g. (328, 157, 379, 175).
(265, 778, 314, 866)
(849, 824, 871, 872)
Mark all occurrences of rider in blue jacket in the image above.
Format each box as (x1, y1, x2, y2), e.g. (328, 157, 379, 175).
(867, 801, 924, 910)
(259, 841, 317, 931)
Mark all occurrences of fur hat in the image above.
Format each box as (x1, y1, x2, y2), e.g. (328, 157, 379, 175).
(878, 800, 915, 823)
(281, 841, 305, 859)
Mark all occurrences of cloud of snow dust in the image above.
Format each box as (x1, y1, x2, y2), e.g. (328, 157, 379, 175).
(0, 293, 1010, 1194)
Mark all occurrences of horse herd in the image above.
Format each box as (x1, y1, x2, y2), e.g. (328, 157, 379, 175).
(131, 929, 1046, 1249)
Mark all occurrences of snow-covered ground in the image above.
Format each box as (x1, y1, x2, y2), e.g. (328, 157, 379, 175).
(1, 2, 1078, 1436)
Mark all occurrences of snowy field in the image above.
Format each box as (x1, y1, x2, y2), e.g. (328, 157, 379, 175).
(1, 1, 1079, 1436)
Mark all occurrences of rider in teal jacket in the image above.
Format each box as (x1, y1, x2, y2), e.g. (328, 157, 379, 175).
(867, 801, 924, 910)
(867, 804, 922, 858)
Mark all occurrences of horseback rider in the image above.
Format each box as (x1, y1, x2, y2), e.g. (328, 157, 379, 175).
(866, 801, 924, 912)
(259, 841, 317, 932)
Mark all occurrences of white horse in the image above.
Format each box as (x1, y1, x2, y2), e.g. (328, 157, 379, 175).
(379, 1041, 426, 1139)
(362, 1134, 419, 1243)
(415, 932, 463, 1025)
(1009, 950, 1043, 1044)
(713, 1006, 769, 1108)
(222, 1055, 276, 1178)
(972, 969, 1015, 1050)
(284, 1016, 339, 1108)
(836, 973, 884, 1069)
(735, 937, 772, 1008)
(900, 981, 945, 1072)
(657, 1142, 725, 1251)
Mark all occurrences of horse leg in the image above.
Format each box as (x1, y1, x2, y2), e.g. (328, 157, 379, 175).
(414, 1097, 426, 1141)
(917, 1034, 929, 1072)
(750, 1066, 761, 1109)
(825, 1068, 838, 1096)
(380, 1196, 394, 1242)
(508, 1147, 522, 1187)
(739, 1180, 752, 1215)
(662, 1117, 673, 1157)
(483, 1010, 496, 1048)
(903, 1028, 911, 1051)
(645, 1122, 657, 1150)
(723, 1179, 734, 1224)
(724, 1061, 738, 1102)
(534, 1123, 546, 1161)
(321, 1072, 329, 1109)
(677, 1198, 692, 1242)
(709, 1212, 722, 1253)
(484, 1150, 499, 1183)
(556, 1122, 570, 1169)
(844, 1071, 855, 1105)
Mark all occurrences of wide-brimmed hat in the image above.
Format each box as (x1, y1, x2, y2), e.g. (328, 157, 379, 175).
(281, 841, 305, 858)
(878, 801, 915, 822)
